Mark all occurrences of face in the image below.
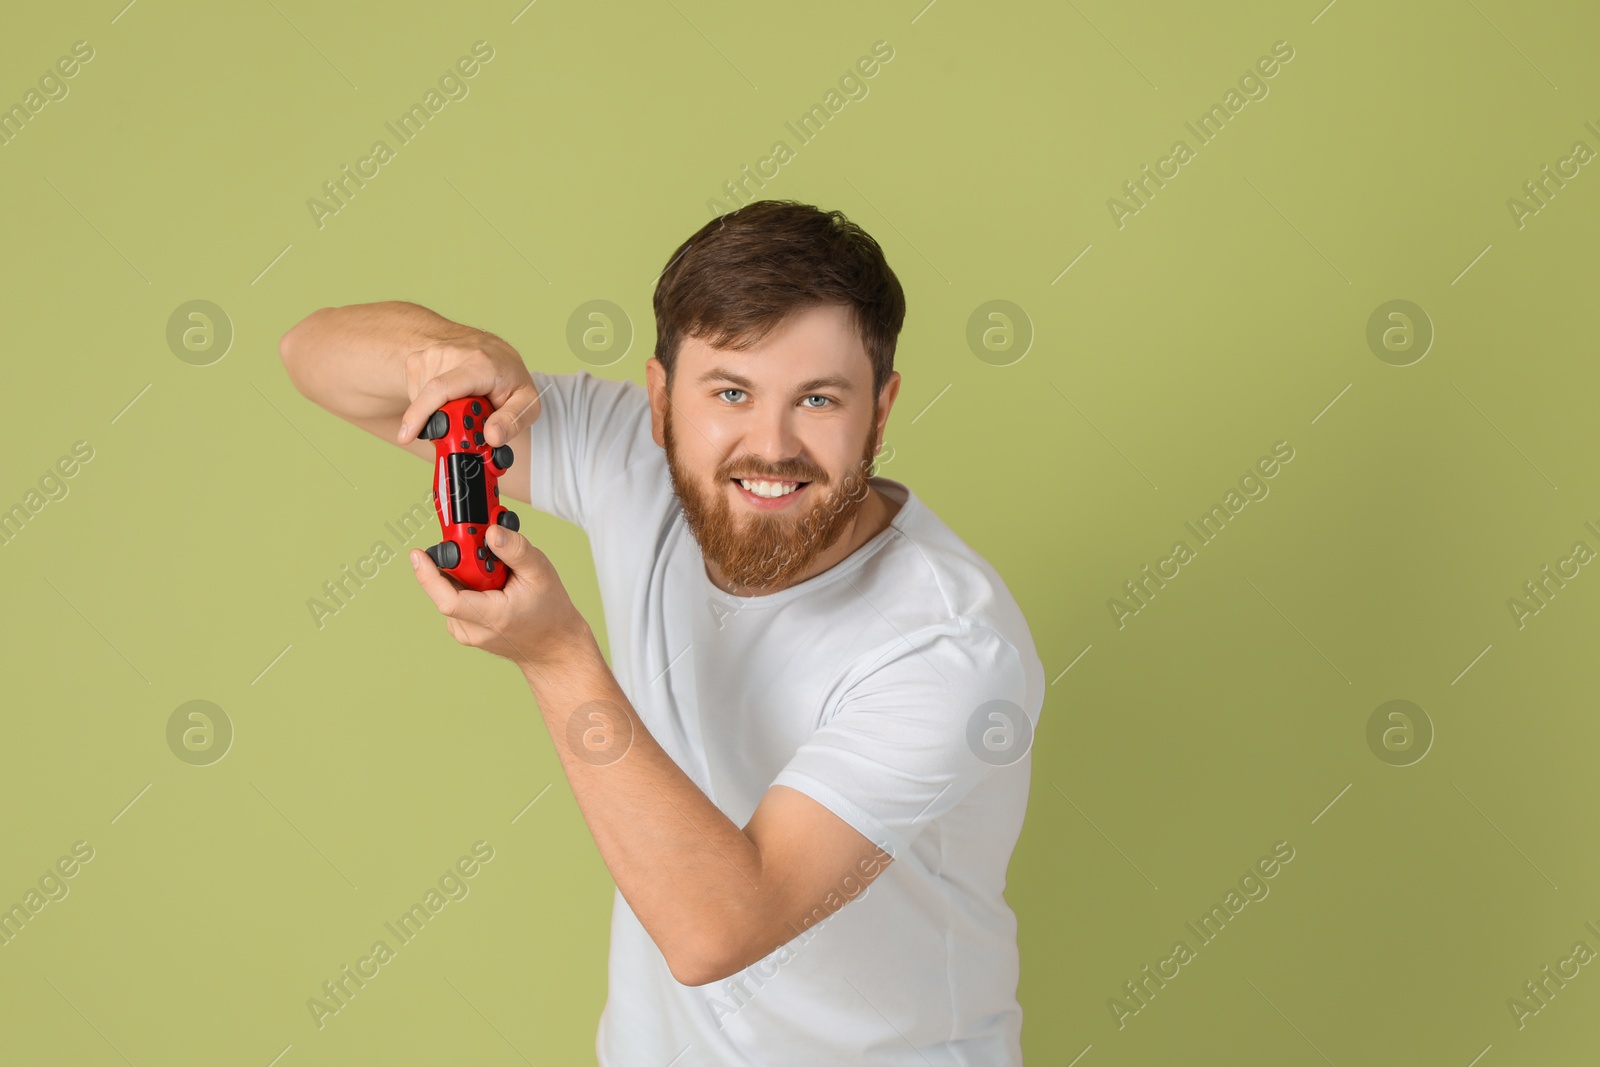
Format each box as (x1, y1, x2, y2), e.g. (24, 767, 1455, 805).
(648, 303, 899, 594)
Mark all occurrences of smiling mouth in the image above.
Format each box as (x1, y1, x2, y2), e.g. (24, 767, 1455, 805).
(730, 477, 811, 500)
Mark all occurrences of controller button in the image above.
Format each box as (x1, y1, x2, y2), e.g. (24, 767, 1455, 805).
(468, 526, 477, 535)
(474, 431, 485, 446)
(484, 559, 496, 572)
(459, 438, 470, 449)
(463, 414, 474, 429)
(477, 546, 488, 560)
(418, 410, 450, 440)
(496, 510, 520, 532)
(471, 401, 483, 415)
(425, 541, 460, 569)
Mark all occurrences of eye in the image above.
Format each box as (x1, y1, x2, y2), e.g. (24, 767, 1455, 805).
(717, 388, 746, 404)
(801, 395, 833, 409)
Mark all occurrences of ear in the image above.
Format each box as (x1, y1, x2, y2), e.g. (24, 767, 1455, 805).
(873, 371, 901, 449)
(646, 357, 667, 448)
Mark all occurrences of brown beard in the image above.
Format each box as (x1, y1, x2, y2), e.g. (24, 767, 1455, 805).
(664, 399, 880, 593)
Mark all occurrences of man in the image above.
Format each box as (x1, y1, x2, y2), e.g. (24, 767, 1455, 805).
(279, 200, 1045, 1065)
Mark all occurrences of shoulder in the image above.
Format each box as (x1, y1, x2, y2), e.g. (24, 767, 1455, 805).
(528, 368, 651, 435)
(838, 496, 1046, 729)
(529, 368, 661, 512)
(857, 482, 1042, 683)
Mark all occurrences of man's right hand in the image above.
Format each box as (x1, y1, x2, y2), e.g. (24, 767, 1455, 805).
(397, 330, 542, 449)
(279, 300, 543, 503)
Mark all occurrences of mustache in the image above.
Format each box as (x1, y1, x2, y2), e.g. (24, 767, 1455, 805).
(722, 463, 825, 482)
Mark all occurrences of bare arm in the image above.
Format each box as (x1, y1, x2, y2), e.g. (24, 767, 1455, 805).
(278, 301, 542, 503)
(408, 520, 897, 986)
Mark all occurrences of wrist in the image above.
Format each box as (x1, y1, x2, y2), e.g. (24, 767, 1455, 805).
(420, 322, 492, 354)
(520, 620, 600, 691)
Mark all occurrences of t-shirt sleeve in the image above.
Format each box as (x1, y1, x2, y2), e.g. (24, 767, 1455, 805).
(521, 369, 655, 532)
(770, 617, 1037, 860)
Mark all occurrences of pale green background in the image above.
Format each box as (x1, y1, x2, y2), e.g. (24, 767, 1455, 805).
(2, 0, 1597, 1063)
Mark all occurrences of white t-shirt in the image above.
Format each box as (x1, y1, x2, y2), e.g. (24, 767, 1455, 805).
(522, 369, 1046, 1066)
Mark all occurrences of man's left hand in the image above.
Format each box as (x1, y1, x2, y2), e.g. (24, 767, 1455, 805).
(410, 525, 591, 676)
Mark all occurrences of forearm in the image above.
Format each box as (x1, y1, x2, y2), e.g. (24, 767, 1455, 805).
(521, 630, 764, 985)
(278, 301, 473, 420)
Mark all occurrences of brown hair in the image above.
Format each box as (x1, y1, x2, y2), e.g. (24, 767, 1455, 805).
(651, 200, 906, 401)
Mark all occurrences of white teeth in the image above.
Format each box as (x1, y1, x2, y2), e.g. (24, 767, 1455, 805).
(738, 479, 801, 498)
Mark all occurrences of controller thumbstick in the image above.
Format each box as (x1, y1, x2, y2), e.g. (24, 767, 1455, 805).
(425, 541, 460, 569)
(496, 510, 520, 532)
(417, 411, 450, 440)
(491, 444, 514, 471)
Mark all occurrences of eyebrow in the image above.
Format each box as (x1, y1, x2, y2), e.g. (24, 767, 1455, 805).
(695, 367, 856, 393)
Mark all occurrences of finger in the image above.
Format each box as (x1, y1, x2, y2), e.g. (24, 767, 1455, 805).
(446, 616, 480, 646)
(410, 548, 471, 614)
(397, 363, 494, 444)
(451, 594, 509, 646)
(449, 582, 538, 666)
(398, 351, 439, 442)
(484, 379, 542, 447)
(485, 524, 540, 575)
(404, 352, 424, 405)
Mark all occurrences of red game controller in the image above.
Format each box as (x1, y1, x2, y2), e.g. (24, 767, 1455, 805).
(416, 396, 518, 591)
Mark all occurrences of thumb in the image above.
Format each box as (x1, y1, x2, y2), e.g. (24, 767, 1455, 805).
(487, 524, 537, 568)
(486, 381, 541, 447)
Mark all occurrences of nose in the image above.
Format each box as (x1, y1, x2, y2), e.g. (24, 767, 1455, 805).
(738, 405, 811, 479)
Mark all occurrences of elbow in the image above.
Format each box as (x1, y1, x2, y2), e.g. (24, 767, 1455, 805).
(277, 319, 304, 380)
(277, 334, 299, 392)
(278, 309, 327, 393)
(667, 953, 727, 989)
(667, 935, 746, 988)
